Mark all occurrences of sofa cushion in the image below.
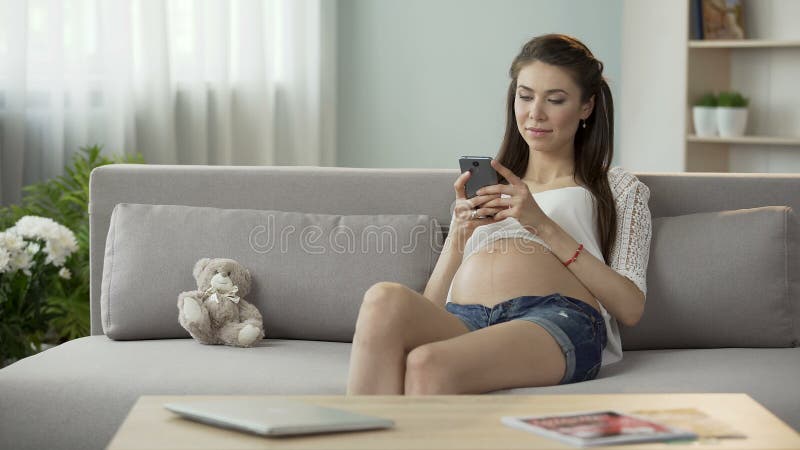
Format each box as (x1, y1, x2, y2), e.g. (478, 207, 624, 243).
(621, 206, 797, 350)
(501, 347, 800, 433)
(0, 336, 351, 450)
(100, 203, 443, 341)
(1, 337, 798, 450)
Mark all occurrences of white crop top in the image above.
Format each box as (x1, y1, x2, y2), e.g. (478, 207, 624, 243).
(445, 166, 653, 367)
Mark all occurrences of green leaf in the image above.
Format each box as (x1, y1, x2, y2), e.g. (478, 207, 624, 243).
(0, 145, 144, 359)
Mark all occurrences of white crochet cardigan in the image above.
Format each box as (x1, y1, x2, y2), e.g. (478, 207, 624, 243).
(607, 166, 652, 298)
(601, 166, 652, 365)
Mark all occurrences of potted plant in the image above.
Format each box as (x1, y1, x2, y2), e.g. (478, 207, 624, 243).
(692, 93, 718, 137)
(0, 216, 78, 366)
(716, 91, 749, 137)
(0, 146, 143, 367)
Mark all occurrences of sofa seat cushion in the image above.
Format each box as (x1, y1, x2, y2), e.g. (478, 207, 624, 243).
(1, 339, 798, 450)
(0, 336, 352, 450)
(500, 348, 800, 432)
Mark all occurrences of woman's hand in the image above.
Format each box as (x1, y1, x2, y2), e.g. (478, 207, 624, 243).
(449, 170, 502, 251)
(476, 159, 551, 235)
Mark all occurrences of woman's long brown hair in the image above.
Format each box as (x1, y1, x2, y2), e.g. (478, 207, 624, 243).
(496, 34, 617, 262)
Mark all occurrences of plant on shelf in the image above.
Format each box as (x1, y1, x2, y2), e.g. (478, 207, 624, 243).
(692, 92, 719, 137)
(0, 146, 144, 367)
(694, 93, 718, 107)
(717, 91, 749, 108)
(716, 91, 749, 137)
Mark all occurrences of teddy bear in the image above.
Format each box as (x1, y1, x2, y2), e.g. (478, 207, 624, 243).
(177, 257, 265, 347)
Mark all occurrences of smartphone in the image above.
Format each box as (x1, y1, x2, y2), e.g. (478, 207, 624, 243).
(458, 156, 499, 199)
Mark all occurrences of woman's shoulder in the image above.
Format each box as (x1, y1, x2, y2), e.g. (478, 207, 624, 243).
(607, 166, 650, 198)
(606, 166, 638, 184)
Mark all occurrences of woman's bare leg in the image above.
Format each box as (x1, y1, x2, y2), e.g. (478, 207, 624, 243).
(346, 282, 471, 395)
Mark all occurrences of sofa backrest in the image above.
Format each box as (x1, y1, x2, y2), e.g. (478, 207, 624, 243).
(89, 165, 800, 349)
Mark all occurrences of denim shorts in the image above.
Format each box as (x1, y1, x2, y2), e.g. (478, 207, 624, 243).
(445, 293, 607, 385)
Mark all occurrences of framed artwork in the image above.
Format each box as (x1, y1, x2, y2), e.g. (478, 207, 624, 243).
(702, 0, 745, 40)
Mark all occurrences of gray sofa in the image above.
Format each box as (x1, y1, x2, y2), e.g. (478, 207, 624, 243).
(1, 164, 798, 450)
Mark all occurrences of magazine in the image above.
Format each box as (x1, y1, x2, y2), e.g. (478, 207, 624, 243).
(501, 410, 697, 447)
(631, 408, 746, 440)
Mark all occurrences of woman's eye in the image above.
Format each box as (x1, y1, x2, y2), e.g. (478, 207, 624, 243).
(518, 95, 563, 104)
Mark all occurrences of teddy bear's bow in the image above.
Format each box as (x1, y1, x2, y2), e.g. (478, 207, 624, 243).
(205, 285, 240, 304)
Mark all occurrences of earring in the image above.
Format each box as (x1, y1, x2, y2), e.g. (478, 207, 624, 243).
(581, 119, 587, 129)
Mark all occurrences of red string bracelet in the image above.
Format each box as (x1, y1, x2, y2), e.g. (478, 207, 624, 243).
(563, 244, 584, 267)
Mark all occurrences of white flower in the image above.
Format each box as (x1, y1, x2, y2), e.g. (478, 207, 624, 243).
(26, 242, 41, 255)
(58, 267, 72, 280)
(0, 248, 10, 273)
(8, 216, 58, 240)
(8, 250, 33, 275)
(44, 237, 78, 267)
(0, 232, 25, 254)
(10, 216, 78, 267)
(0, 230, 37, 274)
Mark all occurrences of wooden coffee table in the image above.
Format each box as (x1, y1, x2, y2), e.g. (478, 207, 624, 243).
(107, 393, 800, 449)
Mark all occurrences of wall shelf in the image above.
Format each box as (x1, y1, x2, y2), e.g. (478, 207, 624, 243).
(689, 39, 800, 49)
(621, 1, 800, 173)
(687, 135, 800, 146)
(684, 1, 800, 172)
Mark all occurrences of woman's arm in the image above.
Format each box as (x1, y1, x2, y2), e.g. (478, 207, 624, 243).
(422, 236, 464, 309)
(538, 221, 645, 327)
(424, 170, 502, 309)
(478, 160, 649, 327)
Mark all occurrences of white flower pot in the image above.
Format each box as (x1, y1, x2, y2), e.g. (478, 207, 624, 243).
(692, 106, 718, 137)
(716, 107, 748, 137)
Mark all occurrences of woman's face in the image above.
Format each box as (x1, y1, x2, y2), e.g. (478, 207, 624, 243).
(514, 60, 594, 155)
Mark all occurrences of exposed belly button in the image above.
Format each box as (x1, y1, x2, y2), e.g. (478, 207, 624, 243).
(451, 238, 601, 311)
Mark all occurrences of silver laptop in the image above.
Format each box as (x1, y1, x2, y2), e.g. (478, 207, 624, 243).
(163, 398, 394, 436)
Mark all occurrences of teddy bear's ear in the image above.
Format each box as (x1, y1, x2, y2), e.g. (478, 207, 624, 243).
(192, 258, 211, 279)
(243, 267, 252, 287)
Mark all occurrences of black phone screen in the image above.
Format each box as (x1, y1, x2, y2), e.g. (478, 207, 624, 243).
(459, 156, 499, 198)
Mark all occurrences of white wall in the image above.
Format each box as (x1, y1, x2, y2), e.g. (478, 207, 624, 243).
(336, 0, 623, 170)
(620, 0, 688, 172)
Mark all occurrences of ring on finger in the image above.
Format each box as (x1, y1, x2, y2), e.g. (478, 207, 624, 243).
(470, 209, 477, 220)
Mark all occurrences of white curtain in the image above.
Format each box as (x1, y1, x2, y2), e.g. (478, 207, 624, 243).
(0, 0, 337, 206)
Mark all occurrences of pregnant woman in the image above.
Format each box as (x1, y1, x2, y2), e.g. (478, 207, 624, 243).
(347, 34, 652, 395)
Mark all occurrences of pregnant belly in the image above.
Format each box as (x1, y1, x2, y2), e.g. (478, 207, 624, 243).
(450, 237, 601, 313)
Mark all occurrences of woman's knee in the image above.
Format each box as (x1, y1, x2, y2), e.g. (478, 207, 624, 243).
(354, 282, 410, 338)
(405, 344, 454, 394)
(360, 282, 411, 315)
(363, 281, 405, 302)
